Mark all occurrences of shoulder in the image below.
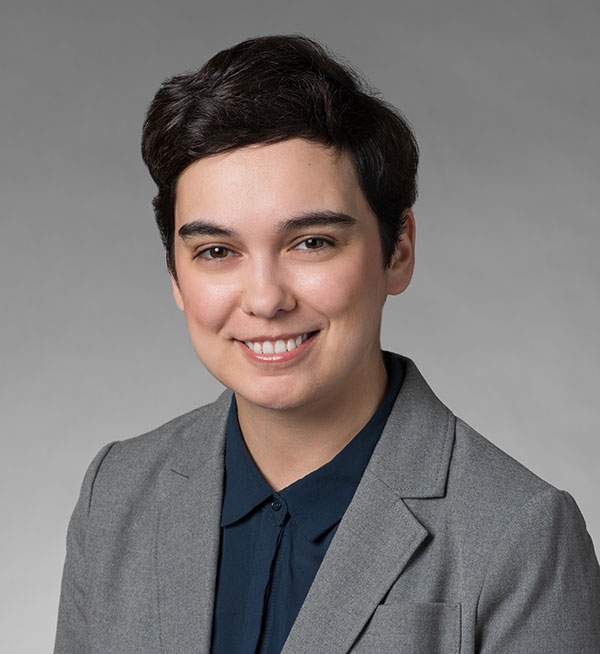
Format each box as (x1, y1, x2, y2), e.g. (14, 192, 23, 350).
(386, 355, 592, 559)
(452, 415, 593, 537)
(436, 416, 580, 547)
(442, 417, 600, 607)
(450, 417, 552, 508)
(78, 390, 232, 505)
(453, 422, 600, 648)
(383, 355, 558, 515)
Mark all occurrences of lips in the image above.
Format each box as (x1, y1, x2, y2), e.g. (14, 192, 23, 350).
(243, 332, 312, 354)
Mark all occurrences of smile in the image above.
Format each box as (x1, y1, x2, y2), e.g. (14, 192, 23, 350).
(243, 333, 312, 354)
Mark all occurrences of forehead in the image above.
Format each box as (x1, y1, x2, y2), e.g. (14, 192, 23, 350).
(174, 139, 372, 229)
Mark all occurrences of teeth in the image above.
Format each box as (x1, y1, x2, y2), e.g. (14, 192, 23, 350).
(244, 333, 311, 354)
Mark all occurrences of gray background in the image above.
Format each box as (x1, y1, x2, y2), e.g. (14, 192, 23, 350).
(1, 0, 598, 651)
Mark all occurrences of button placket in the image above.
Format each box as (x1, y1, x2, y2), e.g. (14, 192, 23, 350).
(267, 495, 288, 527)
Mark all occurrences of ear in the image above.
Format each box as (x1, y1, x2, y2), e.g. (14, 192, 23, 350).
(386, 210, 416, 296)
(170, 274, 185, 311)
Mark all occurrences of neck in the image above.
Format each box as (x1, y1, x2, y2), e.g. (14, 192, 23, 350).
(236, 351, 388, 491)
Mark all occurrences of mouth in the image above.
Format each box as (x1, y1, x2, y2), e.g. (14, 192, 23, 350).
(240, 331, 317, 355)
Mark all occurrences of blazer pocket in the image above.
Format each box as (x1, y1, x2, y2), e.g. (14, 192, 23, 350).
(350, 602, 461, 654)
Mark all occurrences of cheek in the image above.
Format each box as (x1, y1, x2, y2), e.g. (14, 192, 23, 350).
(179, 277, 239, 333)
(295, 255, 386, 315)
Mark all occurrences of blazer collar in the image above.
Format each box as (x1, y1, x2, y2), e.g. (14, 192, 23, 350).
(164, 354, 454, 497)
(166, 389, 232, 479)
(368, 355, 455, 498)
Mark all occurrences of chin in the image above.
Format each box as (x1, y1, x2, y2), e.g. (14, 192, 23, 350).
(233, 382, 312, 413)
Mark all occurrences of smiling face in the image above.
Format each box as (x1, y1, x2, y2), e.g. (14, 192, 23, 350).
(172, 138, 414, 417)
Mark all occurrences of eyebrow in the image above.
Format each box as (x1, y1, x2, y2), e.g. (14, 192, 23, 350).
(178, 211, 357, 241)
(277, 211, 357, 233)
(178, 221, 236, 240)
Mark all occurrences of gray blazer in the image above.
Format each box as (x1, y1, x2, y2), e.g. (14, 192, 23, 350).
(54, 356, 600, 653)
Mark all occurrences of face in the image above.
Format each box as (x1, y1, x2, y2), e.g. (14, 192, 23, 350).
(172, 138, 414, 415)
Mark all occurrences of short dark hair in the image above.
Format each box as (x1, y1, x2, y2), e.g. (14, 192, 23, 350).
(141, 35, 419, 276)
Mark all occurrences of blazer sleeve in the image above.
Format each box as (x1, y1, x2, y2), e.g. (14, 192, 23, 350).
(476, 487, 600, 653)
(54, 442, 117, 654)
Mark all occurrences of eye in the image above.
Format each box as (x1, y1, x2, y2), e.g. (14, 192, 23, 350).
(195, 246, 233, 260)
(295, 237, 332, 250)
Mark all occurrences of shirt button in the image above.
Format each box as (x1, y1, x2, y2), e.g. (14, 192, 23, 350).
(271, 499, 282, 511)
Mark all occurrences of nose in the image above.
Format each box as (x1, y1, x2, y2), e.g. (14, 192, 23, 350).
(240, 257, 296, 318)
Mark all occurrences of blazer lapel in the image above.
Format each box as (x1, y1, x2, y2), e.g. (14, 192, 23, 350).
(155, 391, 231, 654)
(282, 357, 456, 654)
(281, 469, 428, 654)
